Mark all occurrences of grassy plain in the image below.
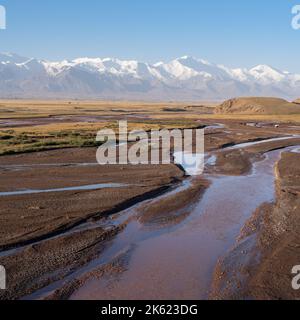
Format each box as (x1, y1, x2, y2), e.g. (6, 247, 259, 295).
(1, 99, 300, 156)
(0, 100, 212, 155)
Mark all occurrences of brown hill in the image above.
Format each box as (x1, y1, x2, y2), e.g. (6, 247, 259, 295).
(215, 97, 300, 115)
(294, 99, 300, 105)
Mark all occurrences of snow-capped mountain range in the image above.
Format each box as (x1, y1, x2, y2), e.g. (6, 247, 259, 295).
(0, 52, 299, 100)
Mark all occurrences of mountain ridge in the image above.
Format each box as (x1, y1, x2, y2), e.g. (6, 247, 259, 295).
(0, 53, 299, 101)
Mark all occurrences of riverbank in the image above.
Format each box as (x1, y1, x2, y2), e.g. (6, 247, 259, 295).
(210, 148, 300, 300)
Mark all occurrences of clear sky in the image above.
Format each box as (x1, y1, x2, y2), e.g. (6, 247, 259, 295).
(0, 0, 300, 72)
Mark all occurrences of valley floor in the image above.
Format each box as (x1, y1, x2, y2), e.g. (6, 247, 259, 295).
(0, 101, 299, 300)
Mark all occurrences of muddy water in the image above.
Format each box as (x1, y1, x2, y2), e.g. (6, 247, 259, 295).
(0, 183, 127, 197)
(228, 135, 300, 150)
(0, 162, 98, 171)
(291, 147, 300, 153)
(0, 114, 151, 128)
(69, 147, 287, 300)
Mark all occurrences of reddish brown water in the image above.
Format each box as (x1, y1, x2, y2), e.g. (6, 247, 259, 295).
(69, 148, 285, 300)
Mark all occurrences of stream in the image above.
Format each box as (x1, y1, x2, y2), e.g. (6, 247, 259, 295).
(69, 147, 285, 300)
(0, 183, 127, 197)
(21, 135, 299, 300)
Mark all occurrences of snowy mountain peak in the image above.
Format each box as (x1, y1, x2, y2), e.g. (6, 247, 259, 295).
(177, 55, 211, 65)
(249, 64, 285, 82)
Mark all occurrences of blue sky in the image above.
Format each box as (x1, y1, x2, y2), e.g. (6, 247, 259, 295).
(0, 0, 300, 72)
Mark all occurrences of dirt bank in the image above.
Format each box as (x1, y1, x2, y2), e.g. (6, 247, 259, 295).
(211, 150, 300, 300)
(0, 226, 123, 300)
(138, 178, 209, 226)
(0, 147, 185, 251)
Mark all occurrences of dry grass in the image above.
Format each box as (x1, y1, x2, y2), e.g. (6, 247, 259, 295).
(0, 120, 200, 156)
(0, 99, 215, 155)
(191, 113, 300, 123)
(0, 99, 216, 119)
